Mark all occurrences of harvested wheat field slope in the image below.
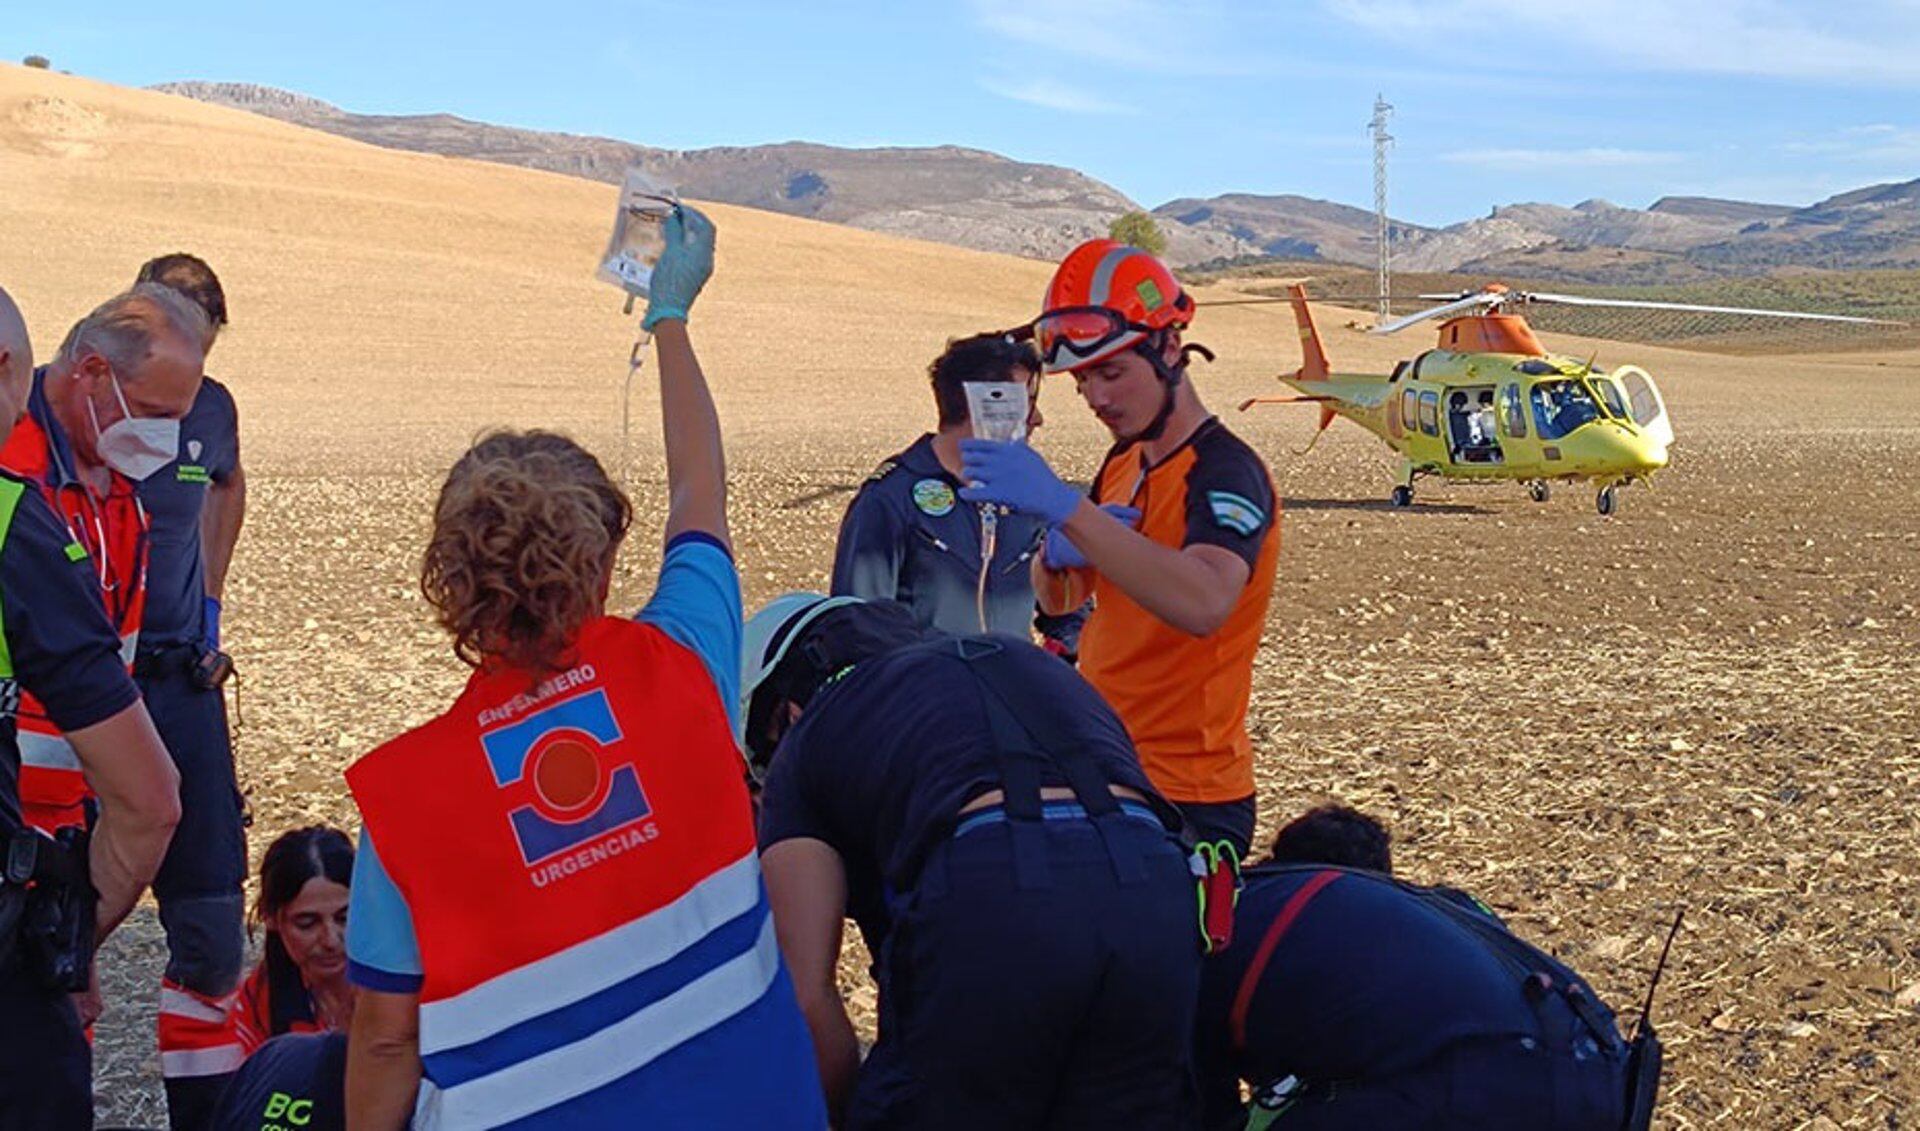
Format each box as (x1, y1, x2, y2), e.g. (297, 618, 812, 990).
(4, 62, 1919, 1127)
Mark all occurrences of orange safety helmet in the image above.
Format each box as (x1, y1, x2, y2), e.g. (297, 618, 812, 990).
(1034, 239, 1195, 374)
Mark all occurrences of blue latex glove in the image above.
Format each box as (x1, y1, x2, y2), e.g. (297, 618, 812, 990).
(1044, 504, 1141, 570)
(203, 595, 223, 650)
(642, 205, 716, 332)
(958, 439, 1082, 526)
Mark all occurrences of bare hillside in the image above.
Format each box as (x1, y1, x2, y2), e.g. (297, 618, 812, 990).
(150, 81, 1251, 266)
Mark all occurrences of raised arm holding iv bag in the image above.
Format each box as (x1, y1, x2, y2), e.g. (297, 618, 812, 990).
(597, 166, 681, 441)
(963, 381, 1029, 632)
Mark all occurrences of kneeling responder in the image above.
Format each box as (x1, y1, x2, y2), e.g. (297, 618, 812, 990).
(1194, 806, 1638, 1131)
(743, 594, 1202, 1129)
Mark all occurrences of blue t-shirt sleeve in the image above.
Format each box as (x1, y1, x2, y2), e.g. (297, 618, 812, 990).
(345, 828, 424, 994)
(636, 532, 742, 733)
(199, 379, 241, 484)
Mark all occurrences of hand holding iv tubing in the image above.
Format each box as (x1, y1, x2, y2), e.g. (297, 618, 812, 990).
(961, 381, 1031, 631)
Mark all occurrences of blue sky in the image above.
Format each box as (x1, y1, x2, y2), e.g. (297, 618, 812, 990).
(9, 0, 1919, 227)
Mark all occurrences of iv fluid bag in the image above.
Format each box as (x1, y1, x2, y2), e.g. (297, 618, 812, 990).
(965, 382, 1028, 444)
(598, 167, 678, 299)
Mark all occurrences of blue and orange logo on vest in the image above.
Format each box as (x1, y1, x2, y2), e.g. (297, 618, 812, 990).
(479, 689, 652, 866)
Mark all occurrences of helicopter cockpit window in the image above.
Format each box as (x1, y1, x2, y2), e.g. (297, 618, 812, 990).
(1594, 378, 1628, 419)
(1501, 384, 1527, 438)
(1517, 358, 1558, 376)
(1530, 380, 1600, 440)
(1621, 371, 1663, 427)
(1418, 390, 1439, 436)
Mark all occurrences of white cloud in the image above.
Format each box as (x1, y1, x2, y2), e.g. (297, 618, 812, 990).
(1777, 124, 1920, 163)
(1321, 0, 1920, 85)
(979, 76, 1134, 115)
(1441, 147, 1684, 170)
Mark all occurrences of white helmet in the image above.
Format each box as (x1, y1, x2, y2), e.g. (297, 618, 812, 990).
(738, 592, 864, 753)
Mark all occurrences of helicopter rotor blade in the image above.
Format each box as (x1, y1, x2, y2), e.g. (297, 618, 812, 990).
(1370, 292, 1504, 335)
(1520, 291, 1906, 326)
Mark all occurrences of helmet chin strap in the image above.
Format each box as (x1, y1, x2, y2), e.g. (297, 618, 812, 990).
(1123, 335, 1215, 444)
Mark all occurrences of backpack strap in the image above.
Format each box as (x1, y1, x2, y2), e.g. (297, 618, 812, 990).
(1229, 869, 1342, 1053)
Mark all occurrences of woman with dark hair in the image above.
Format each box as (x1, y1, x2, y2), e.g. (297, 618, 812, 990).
(339, 207, 825, 1130)
(230, 826, 355, 1054)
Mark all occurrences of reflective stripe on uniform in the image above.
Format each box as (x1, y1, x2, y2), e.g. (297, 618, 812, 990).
(159, 985, 230, 1024)
(158, 978, 245, 1079)
(418, 914, 783, 1130)
(417, 849, 762, 1057)
(19, 728, 81, 771)
(159, 1045, 246, 1078)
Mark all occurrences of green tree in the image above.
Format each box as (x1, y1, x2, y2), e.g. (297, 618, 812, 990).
(22, 55, 51, 69)
(1109, 211, 1167, 256)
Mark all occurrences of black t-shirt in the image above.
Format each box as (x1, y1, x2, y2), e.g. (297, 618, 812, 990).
(1194, 867, 1541, 1124)
(757, 634, 1164, 946)
(0, 473, 141, 830)
(210, 1032, 345, 1131)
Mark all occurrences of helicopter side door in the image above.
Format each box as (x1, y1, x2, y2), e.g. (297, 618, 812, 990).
(1612, 365, 1674, 448)
(1497, 380, 1543, 472)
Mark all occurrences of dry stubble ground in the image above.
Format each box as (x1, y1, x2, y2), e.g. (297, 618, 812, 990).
(94, 333, 1920, 1129)
(6, 61, 1911, 1131)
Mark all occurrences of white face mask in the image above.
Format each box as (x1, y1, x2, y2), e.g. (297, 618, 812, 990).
(87, 373, 179, 481)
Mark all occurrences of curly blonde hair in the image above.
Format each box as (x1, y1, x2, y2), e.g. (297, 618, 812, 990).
(421, 430, 633, 675)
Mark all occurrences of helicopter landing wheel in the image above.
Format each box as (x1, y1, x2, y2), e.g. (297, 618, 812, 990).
(1528, 480, 1551, 503)
(1390, 485, 1413, 508)
(1596, 484, 1618, 516)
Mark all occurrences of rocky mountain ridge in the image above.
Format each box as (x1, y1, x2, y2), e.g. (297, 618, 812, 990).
(154, 82, 1920, 279)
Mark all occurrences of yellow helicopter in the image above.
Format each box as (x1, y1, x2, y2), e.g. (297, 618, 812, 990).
(1242, 284, 1890, 514)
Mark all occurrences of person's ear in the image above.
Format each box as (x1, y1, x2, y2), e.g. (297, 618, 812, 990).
(1160, 330, 1184, 367)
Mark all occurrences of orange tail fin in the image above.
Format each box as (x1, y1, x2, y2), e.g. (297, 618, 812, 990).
(1287, 284, 1336, 435)
(1288, 284, 1331, 381)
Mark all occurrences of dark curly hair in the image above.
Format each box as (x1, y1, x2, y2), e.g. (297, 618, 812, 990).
(1266, 804, 1393, 873)
(136, 252, 228, 330)
(421, 430, 632, 676)
(929, 333, 1040, 428)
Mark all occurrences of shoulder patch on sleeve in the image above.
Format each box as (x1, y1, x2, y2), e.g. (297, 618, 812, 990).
(1207, 490, 1267, 537)
(864, 459, 898, 484)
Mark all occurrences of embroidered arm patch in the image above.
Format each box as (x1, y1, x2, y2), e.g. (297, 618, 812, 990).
(1207, 490, 1266, 537)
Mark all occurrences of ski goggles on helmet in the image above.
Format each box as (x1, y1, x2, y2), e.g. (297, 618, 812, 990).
(1031, 306, 1157, 373)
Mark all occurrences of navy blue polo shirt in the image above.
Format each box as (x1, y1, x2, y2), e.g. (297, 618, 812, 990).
(757, 634, 1163, 948)
(831, 435, 1051, 639)
(137, 376, 238, 647)
(0, 472, 141, 831)
(209, 1032, 345, 1131)
(1194, 866, 1540, 1113)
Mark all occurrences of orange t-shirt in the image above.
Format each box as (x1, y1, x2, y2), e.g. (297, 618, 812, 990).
(1078, 418, 1278, 803)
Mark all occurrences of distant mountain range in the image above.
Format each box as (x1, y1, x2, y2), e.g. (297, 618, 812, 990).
(154, 82, 1920, 280)
(150, 82, 1249, 265)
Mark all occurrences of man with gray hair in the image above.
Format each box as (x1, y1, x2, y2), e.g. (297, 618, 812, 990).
(1, 284, 204, 834)
(0, 283, 183, 1129)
